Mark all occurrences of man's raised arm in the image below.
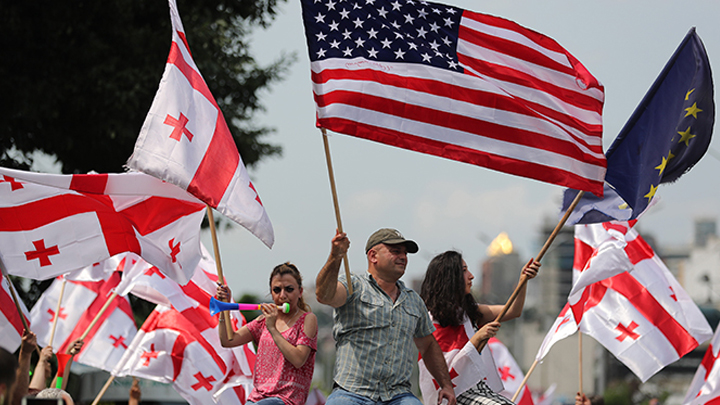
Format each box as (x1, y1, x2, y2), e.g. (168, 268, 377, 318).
(315, 230, 350, 308)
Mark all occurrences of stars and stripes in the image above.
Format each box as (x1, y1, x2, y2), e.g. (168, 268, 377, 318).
(302, 0, 606, 194)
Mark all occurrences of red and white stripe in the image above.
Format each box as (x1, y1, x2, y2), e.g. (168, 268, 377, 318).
(127, 0, 274, 249)
(312, 10, 605, 194)
(0, 167, 205, 284)
(569, 223, 712, 382)
(570, 220, 652, 295)
(683, 325, 720, 405)
(0, 276, 30, 353)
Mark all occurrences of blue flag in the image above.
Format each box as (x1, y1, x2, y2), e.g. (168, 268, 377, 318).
(563, 28, 714, 224)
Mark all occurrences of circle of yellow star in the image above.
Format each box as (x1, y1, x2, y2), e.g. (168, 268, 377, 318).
(677, 126, 696, 146)
(644, 184, 658, 201)
(684, 102, 703, 118)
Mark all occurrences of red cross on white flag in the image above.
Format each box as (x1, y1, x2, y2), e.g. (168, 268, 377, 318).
(28, 258, 137, 373)
(487, 338, 534, 405)
(569, 221, 713, 382)
(126, 0, 274, 249)
(0, 166, 205, 284)
(112, 255, 255, 405)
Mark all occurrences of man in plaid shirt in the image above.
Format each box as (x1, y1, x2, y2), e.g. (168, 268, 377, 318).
(316, 228, 455, 405)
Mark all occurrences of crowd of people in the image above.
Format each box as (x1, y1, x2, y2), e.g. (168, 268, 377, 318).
(0, 329, 80, 405)
(215, 228, 548, 405)
(4, 227, 596, 405)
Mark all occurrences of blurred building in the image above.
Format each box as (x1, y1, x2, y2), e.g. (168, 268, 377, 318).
(535, 218, 575, 324)
(679, 218, 720, 305)
(480, 232, 522, 305)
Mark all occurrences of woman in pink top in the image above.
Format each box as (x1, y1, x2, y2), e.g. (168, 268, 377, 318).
(216, 262, 318, 405)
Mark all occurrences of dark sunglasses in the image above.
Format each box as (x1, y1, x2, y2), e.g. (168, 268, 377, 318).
(272, 286, 296, 294)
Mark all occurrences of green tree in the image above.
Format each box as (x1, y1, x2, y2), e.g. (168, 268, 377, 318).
(1, 0, 290, 174)
(1, 0, 292, 320)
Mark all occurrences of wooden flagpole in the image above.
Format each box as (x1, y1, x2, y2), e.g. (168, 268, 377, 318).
(49, 277, 67, 347)
(90, 375, 116, 405)
(478, 190, 585, 354)
(80, 292, 118, 341)
(320, 128, 353, 295)
(206, 205, 234, 340)
(511, 359, 539, 402)
(579, 332, 584, 394)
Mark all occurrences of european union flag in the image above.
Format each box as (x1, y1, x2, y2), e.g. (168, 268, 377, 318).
(563, 28, 714, 224)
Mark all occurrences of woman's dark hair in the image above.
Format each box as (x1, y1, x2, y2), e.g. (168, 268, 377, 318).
(420, 251, 482, 327)
(270, 262, 311, 312)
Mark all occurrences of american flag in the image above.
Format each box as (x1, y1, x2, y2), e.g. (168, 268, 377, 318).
(301, 0, 606, 195)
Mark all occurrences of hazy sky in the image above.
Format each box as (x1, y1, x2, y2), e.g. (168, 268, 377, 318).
(193, 0, 720, 299)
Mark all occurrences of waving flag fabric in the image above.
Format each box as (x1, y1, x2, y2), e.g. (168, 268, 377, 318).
(487, 338, 534, 405)
(534, 303, 577, 362)
(418, 316, 502, 405)
(29, 259, 137, 372)
(683, 326, 720, 405)
(0, 166, 205, 284)
(301, 0, 606, 194)
(0, 276, 30, 352)
(114, 244, 220, 312)
(127, 0, 274, 248)
(113, 260, 255, 405)
(561, 28, 714, 224)
(569, 224, 712, 382)
(570, 220, 649, 296)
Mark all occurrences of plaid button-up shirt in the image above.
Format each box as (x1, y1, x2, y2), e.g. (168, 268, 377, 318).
(333, 273, 435, 401)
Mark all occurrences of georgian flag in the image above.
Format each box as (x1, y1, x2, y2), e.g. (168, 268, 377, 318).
(113, 259, 255, 405)
(0, 276, 30, 352)
(534, 303, 577, 362)
(569, 223, 713, 382)
(418, 316, 502, 405)
(570, 220, 649, 295)
(683, 326, 720, 405)
(487, 338, 534, 405)
(0, 167, 205, 284)
(114, 244, 218, 311)
(126, 0, 274, 249)
(29, 258, 137, 372)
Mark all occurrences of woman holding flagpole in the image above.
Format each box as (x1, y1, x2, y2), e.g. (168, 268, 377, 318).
(216, 262, 317, 405)
(418, 251, 539, 405)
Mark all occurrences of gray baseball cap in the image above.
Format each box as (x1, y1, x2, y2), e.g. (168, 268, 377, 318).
(365, 228, 419, 254)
